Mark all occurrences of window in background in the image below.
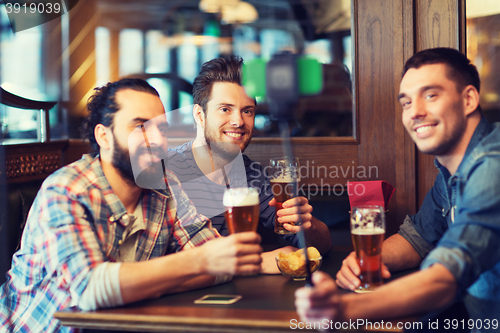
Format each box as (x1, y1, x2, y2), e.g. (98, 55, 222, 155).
(147, 78, 172, 121)
(92, 0, 353, 139)
(232, 25, 257, 61)
(119, 29, 144, 77)
(95, 27, 110, 86)
(146, 30, 170, 74)
(177, 33, 199, 83)
(0, 5, 44, 142)
(467, 0, 500, 123)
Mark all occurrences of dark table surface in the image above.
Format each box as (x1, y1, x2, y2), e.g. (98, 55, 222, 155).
(55, 247, 418, 333)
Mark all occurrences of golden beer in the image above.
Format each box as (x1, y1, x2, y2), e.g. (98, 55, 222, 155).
(351, 228, 385, 291)
(223, 188, 259, 233)
(350, 205, 386, 292)
(271, 178, 299, 234)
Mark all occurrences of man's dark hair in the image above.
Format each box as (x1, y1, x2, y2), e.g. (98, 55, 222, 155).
(192, 55, 244, 112)
(403, 47, 481, 94)
(81, 78, 159, 152)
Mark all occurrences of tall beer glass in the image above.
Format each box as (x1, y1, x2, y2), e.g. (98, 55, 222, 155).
(350, 205, 386, 292)
(269, 157, 300, 235)
(223, 187, 260, 233)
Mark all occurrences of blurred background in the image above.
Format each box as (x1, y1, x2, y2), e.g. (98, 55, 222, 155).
(0, 0, 355, 143)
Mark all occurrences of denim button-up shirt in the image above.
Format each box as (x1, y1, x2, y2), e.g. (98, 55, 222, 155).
(399, 117, 500, 323)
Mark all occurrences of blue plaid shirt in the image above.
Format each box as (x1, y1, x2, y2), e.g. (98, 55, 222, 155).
(0, 154, 219, 333)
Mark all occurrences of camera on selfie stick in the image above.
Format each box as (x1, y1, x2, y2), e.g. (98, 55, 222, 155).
(243, 51, 323, 119)
(243, 51, 323, 285)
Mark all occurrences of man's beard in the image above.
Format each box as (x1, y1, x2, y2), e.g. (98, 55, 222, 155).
(111, 135, 136, 184)
(111, 135, 166, 188)
(418, 102, 467, 157)
(204, 125, 249, 163)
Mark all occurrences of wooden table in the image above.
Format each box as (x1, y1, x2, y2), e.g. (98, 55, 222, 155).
(54, 248, 417, 332)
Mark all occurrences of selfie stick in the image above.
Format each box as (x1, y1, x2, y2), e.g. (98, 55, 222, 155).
(264, 52, 322, 286)
(243, 51, 323, 286)
(278, 120, 313, 286)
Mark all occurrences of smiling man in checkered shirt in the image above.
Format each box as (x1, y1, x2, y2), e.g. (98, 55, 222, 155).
(0, 78, 263, 333)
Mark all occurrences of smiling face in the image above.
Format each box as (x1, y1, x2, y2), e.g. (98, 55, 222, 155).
(109, 89, 168, 184)
(398, 63, 471, 158)
(201, 82, 256, 157)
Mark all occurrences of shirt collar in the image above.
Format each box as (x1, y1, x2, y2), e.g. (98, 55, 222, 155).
(433, 116, 493, 178)
(86, 154, 131, 225)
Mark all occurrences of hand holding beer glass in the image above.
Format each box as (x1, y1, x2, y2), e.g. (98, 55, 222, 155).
(350, 205, 386, 292)
(269, 157, 300, 235)
(223, 187, 260, 233)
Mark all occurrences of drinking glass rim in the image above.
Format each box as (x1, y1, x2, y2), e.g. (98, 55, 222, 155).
(270, 156, 299, 160)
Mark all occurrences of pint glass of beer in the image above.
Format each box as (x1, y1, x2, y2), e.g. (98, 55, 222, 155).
(269, 157, 300, 235)
(223, 187, 260, 234)
(350, 205, 386, 292)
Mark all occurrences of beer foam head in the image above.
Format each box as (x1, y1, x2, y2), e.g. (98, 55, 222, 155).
(223, 187, 259, 207)
(270, 175, 300, 182)
(351, 227, 385, 235)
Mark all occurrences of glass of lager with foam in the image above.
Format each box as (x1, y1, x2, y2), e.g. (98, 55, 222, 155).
(350, 205, 386, 292)
(269, 157, 300, 235)
(223, 187, 260, 234)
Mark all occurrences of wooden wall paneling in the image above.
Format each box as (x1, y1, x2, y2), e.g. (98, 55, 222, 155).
(63, 139, 93, 166)
(41, 18, 63, 140)
(110, 29, 120, 81)
(356, 0, 411, 236)
(394, 0, 419, 224)
(415, 0, 460, 50)
(244, 138, 359, 191)
(67, 0, 97, 136)
(414, 0, 463, 208)
(2, 141, 69, 185)
(42, 18, 63, 106)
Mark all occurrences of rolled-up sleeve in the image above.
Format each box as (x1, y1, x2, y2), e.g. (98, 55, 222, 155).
(421, 224, 500, 294)
(399, 215, 436, 258)
(398, 176, 449, 258)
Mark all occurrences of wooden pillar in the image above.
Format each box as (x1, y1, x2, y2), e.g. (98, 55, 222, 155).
(109, 29, 120, 81)
(66, 0, 97, 137)
(355, 0, 416, 236)
(414, 0, 465, 207)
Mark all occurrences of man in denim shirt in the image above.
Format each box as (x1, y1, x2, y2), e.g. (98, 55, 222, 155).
(295, 48, 500, 331)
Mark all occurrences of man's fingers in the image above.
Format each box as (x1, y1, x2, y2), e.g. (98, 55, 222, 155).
(335, 253, 361, 290)
(295, 272, 338, 325)
(345, 252, 361, 275)
(283, 196, 309, 207)
(279, 213, 312, 224)
(279, 203, 312, 216)
(228, 231, 262, 244)
(382, 263, 392, 279)
(335, 271, 356, 290)
(281, 220, 311, 233)
(312, 271, 333, 286)
(233, 244, 263, 257)
(234, 263, 262, 276)
(235, 253, 262, 265)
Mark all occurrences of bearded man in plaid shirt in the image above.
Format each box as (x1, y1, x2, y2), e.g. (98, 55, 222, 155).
(0, 78, 263, 333)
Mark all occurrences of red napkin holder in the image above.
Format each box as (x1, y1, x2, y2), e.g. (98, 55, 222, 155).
(347, 180, 395, 211)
